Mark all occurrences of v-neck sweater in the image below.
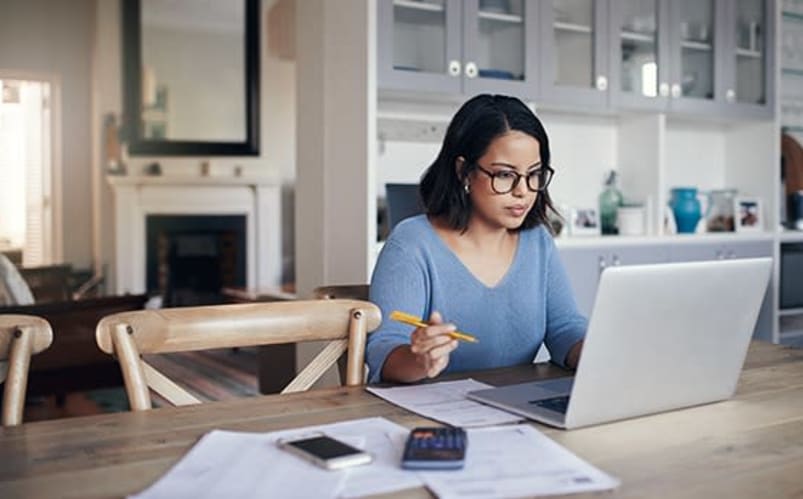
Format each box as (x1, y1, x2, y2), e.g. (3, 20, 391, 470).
(366, 215, 587, 383)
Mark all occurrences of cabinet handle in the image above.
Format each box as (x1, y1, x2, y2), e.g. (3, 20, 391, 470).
(448, 60, 462, 77)
(596, 75, 608, 91)
(659, 83, 669, 97)
(726, 89, 736, 102)
(671, 83, 681, 98)
(716, 250, 725, 260)
(598, 256, 607, 274)
(727, 250, 735, 259)
(464, 62, 478, 79)
(612, 255, 621, 266)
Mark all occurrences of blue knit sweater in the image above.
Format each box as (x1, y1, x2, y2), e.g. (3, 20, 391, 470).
(366, 215, 587, 383)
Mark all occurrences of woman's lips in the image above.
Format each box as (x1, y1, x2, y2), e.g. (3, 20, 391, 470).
(506, 205, 528, 217)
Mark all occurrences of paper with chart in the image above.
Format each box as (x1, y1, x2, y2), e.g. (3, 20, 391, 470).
(420, 424, 620, 499)
(366, 378, 523, 427)
(129, 417, 422, 499)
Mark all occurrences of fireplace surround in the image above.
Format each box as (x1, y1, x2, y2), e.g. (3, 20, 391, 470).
(108, 175, 281, 295)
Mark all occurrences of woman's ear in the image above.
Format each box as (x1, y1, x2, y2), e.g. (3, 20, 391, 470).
(455, 156, 466, 180)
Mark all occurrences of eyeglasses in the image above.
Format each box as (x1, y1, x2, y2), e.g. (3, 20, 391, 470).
(474, 164, 554, 194)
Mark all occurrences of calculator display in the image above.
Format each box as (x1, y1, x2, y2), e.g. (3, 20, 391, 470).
(402, 427, 467, 470)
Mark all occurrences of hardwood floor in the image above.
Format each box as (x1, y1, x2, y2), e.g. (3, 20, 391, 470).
(17, 347, 260, 422)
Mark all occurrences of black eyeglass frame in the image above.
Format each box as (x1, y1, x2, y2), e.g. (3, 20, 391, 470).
(474, 164, 555, 194)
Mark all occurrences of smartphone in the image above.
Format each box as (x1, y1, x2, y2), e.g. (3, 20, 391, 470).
(278, 433, 372, 470)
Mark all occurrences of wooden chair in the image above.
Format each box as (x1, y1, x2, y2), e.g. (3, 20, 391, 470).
(0, 315, 53, 426)
(95, 299, 382, 411)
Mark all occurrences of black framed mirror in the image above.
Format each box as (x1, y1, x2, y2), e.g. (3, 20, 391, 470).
(122, 0, 260, 156)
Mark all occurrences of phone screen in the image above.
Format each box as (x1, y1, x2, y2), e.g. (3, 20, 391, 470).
(286, 436, 362, 459)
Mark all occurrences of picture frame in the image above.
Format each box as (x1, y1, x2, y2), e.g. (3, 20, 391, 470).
(569, 207, 601, 236)
(733, 196, 763, 233)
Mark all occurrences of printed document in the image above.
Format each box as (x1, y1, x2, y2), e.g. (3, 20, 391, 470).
(420, 424, 620, 499)
(129, 417, 421, 499)
(366, 378, 522, 427)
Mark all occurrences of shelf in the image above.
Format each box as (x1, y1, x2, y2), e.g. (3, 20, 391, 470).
(478, 11, 522, 24)
(680, 40, 712, 51)
(779, 307, 803, 317)
(782, 125, 803, 133)
(621, 30, 654, 43)
(782, 11, 803, 23)
(554, 232, 775, 249)
(393, 0, 444, 13)
(782, 67, 803, 77)
(779, 229, 803, 242)
(554, 21, 592, 35)
(736, 47, 762, 58)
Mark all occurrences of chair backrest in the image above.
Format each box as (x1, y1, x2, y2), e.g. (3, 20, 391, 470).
(0, 253, 35, 306)
(95, 299, 382, 411)
(0, 315, 53, 426)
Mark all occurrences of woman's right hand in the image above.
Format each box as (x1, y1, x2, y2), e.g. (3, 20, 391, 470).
(409, 311, 459, 378)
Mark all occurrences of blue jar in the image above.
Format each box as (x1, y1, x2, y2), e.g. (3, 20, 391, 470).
(670, 187, 701, 234)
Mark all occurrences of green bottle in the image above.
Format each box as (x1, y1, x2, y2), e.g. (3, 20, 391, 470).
(599, 170, 623, 235)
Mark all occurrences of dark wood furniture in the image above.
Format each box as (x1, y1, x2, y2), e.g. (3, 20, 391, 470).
(1, 295, 148, 396)
(0, 342, 800, 499)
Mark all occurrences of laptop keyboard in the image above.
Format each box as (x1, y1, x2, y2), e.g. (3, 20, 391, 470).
(528, 395, 570, 414)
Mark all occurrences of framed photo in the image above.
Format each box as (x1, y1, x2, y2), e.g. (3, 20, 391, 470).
(569, 207, 601, 236)
(734, 197, 763, 233)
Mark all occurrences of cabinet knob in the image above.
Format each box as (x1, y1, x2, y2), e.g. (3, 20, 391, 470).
(726, 89, 736, 102)
(659, 83, 669, 97)
(671, 83, 681, 98)
(612, 255, 621, 266)
(727, 250, 736, 259)
(596, 75, 608, 91)
(464, 62, 478, 79)
(448, 60, 462, 77)
(716, 250, 725, 260)
(598, 256, 607, 273)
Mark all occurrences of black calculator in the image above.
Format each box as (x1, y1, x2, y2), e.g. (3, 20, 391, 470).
(401, 427, 467, 470)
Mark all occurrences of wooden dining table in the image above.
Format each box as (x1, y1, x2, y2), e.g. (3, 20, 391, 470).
(1, 341, 801, 499)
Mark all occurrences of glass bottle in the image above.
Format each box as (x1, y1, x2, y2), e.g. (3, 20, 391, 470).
(599, 171, 623, 235)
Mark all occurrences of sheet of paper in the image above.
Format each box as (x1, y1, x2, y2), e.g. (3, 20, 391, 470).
(130, 417, 422, 499)
(420, 424, 620, 499)
(366, 379, 523, 427)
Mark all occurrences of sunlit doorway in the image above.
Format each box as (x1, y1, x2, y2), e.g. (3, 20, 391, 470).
(0, 77, 56, 266)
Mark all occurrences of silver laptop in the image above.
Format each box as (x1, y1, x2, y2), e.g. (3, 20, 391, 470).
(467, 258, 772, 429)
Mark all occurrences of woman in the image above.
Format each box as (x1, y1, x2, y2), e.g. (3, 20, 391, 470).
(366, 94, 586, 383)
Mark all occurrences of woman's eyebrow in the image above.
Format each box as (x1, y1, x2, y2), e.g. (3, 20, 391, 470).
(489, 161, 543, 170)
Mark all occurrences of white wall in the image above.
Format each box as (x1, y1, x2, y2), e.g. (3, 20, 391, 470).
(0, 0, 94, 268)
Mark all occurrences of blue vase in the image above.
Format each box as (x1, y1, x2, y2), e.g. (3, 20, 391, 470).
(670, 187, 701, 234)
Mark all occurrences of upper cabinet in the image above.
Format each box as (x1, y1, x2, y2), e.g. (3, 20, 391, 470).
(539, 0, 610, 110)
(378, 0, 538, 99)
(378, 0, 776, 121)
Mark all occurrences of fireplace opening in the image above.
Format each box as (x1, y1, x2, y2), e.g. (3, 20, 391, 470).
(146, 215, 246, 306)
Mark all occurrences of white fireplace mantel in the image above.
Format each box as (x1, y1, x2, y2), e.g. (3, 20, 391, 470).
(107, 175, 281, 295)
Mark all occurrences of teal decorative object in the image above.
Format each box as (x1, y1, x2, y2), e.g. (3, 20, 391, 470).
(670, 187, 702, 233)
(599, 171, 623, 235)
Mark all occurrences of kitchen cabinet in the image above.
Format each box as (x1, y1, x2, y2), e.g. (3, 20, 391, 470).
(538, 0, 610, 111)
(379, 0, 775, 120)
(377, 0, 539, 99)
(558, 243, 671, 317)
(559, 239, 774, 341)
(610, 0, 775, 118)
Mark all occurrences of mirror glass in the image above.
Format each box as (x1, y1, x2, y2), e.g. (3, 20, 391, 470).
(123, 0, 259, 156)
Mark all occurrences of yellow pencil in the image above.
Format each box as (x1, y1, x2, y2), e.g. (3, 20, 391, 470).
(389, 310, 479, 343)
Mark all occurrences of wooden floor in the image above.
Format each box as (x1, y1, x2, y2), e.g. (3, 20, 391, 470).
(19, 347, 260, 422)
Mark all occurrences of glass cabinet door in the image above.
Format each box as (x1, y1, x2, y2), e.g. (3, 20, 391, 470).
(377, 0, 462, 93)
(731, 0, 768, 106)
(674, 0, 715, 101)
(540, 0, 608, 109)
(462, 0, 537, 99)
(612, 0, 670, 109)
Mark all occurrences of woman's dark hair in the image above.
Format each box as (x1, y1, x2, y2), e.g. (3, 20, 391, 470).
(419, 94, 556, 232)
